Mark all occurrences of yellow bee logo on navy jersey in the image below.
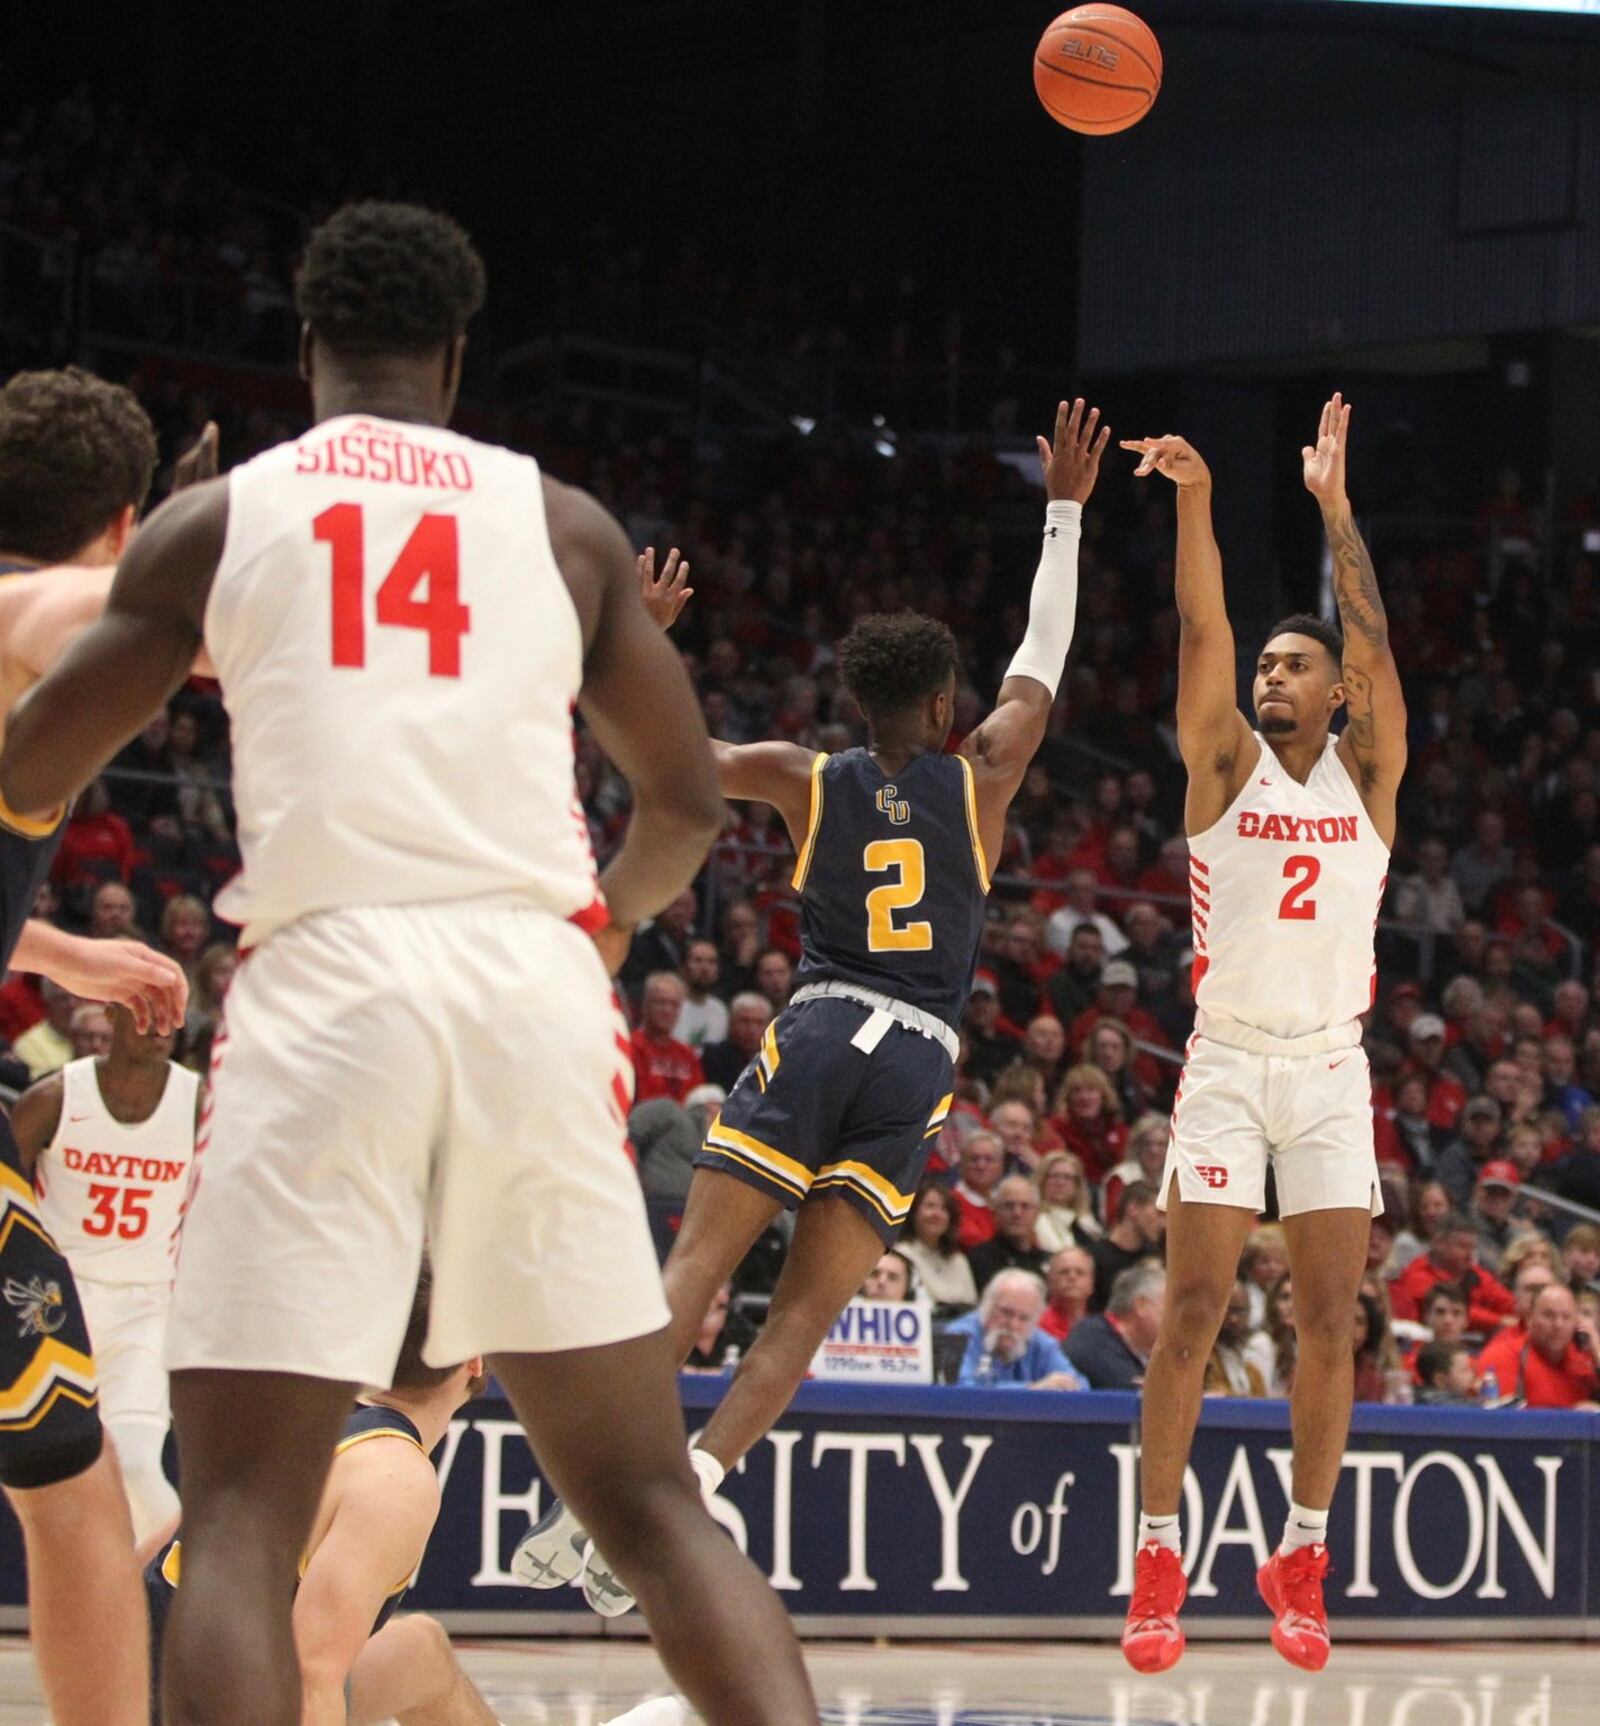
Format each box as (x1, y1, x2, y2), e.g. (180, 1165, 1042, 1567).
(4, 1276, 66, 1339)
(876, 785, 911, 826)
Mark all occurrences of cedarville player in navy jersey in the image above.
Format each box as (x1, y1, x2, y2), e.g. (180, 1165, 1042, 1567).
(518, 398, 1111, 1617)
(0, 368, 193, 1726)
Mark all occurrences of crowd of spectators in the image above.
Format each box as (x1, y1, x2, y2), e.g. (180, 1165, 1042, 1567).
(4, 82, 1600, 1414)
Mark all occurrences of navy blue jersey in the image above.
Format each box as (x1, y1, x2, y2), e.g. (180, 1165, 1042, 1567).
(791, 748, 989, 1029)
(145, 1402, 426, 1715)
(0, 562, 64, 965)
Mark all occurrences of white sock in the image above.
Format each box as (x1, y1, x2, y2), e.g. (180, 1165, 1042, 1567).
(1138, 1512, 1182, 1554)
(602, 1698, 687, 1726)
(1281, 1502, 1329, 1553)
(688, 1445, 725, 1502)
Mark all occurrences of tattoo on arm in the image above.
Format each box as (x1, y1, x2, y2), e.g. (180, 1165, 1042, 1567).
(1342, 663, 1379, 790)
(1324, 503, 1387, 649)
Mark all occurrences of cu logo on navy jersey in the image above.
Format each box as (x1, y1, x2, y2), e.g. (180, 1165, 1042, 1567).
(876, 785, 911, 826)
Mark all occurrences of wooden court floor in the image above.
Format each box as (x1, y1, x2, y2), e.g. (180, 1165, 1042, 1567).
(0, 1636, 1592, 1723)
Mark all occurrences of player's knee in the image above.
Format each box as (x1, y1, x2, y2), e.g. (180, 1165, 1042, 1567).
(1292, 1292, 1356, 1354)
(1161, 1279, 1229, 1351)
(406, 1612, 455, 1676)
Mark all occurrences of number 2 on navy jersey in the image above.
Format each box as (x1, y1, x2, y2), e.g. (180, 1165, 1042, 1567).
(1278, 854, 1320, 921)
(864, 838, 933, 952)
(313, 503, 471, 676)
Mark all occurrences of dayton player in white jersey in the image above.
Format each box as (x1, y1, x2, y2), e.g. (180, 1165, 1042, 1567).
(12, 1005, 198, 1542)
(1, 201, 816, 1726)
(1118, 397, 1406, 1676)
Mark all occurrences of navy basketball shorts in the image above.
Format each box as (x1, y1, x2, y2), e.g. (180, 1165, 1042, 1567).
(696, 996, 955, 1246)
(0, 1114, 102, 1490)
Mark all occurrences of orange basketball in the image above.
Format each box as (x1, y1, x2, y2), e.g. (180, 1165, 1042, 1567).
(1033, 5, 1162, 136)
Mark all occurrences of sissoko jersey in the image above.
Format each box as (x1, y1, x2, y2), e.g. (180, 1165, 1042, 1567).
(33, 1057, 199, 1283)
(206, 415, 605, 948)
(791, 748, 989, 1030)
(1189, 734, 1389, 1041)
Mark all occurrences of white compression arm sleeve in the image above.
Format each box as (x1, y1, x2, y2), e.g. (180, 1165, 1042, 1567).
(1004, 499, 1081, 698)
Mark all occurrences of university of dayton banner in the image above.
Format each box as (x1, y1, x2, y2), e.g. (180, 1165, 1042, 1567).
(407, 1383, 1598, 1638)
(0, 1383, 1592, 1637)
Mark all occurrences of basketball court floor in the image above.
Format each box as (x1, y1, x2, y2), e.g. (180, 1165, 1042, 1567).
(0, 1637, 1591, 1723)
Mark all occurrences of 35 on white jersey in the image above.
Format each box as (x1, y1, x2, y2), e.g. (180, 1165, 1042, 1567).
(205, 416, 605, 949)
(33, 1058, 199, 1283)
(1188, 734, 1389, 1041)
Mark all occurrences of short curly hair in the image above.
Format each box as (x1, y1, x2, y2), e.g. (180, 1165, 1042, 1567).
(0, 367, 157, 565)
(294, 200, 487, 356)
(1263, 612, 1344, 672)
(836, 612, 958, 724)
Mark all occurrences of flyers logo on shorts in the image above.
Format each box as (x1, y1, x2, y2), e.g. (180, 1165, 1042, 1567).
(1194, 1165, 1229, 1190)
(4, 1275, 66, 1339)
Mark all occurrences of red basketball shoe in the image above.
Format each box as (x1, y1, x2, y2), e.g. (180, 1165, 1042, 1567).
(1122, 1540, 1187, 1674)
(1257, 1543, 1332, 1671)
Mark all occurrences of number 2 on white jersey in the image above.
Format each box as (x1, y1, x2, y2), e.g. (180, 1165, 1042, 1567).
(1279, 854, 1320, 921)
(865, 839, 933, 952)
(313, 503, 471, 676)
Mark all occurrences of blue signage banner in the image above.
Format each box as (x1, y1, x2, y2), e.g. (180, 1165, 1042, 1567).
(411, 1382, 1598, 1638)
(2, 1383, 1593, 1638)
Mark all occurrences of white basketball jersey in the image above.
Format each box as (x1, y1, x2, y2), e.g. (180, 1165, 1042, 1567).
(35, 1058, 199, 1283)
(206, 416, 605, 948)
(1188, 734, 1389, 1040)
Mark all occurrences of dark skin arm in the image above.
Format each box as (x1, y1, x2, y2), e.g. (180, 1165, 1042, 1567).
(1119, 434, 1257, 835)
(548, 484, 724, 966)
(0, 480, 227, 816)
(8, 1073, 65, 1179)
(636, 547, 815, 843)
(1302, 393, 1407, 847)
(961, 398, 1110, 871)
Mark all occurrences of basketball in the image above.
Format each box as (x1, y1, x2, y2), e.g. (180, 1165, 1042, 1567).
(1033, 5, 1162, 136)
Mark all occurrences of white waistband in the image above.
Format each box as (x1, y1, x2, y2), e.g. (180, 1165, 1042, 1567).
(1195, 1011, 1362, 1059)
(790, 981, 960, 1062)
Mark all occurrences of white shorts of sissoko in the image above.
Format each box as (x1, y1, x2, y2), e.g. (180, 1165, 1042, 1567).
(1160, 1019, 1382, 1219)
(164, 899, 671, 1384)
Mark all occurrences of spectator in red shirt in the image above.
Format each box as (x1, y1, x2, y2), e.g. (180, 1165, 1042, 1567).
(629, 971, 704, 1105)
(1038, 1244, 1094, 1342)
(1475, 1285, 1600, 1409)
(1399, 1013, 1467, 1132)
(1096, 826, 1145, 921)
(50, 776, 137, 888)
(1068, 960, 1170, 1064)
(1017, 1013, 1069, 1101)
(1389, 1214, 1516, 1332)
(951, 1132, 1004, 1252)
(1051, 1063, 1128, 1183)
(1135, 834, 1191, 911)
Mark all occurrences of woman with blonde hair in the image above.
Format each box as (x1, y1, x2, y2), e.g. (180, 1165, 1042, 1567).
(1499, 1230, 1557, 1289)
(1100, 1111, 1169, 1223)
(1033, 1150, 1102, 1251)
(1239, 1222, 1289, 1329)
(1050, 1062, 1127, 1183)
(182, 941, 238, 1073)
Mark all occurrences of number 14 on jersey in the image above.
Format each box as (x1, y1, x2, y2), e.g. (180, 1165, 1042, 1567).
(313, 503, 471, 677)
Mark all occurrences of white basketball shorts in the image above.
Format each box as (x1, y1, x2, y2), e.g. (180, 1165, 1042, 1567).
(75, 1276, 172, 1429)
(1161, 1023, 1382, 1219)
(166, 900, 669, 1384)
